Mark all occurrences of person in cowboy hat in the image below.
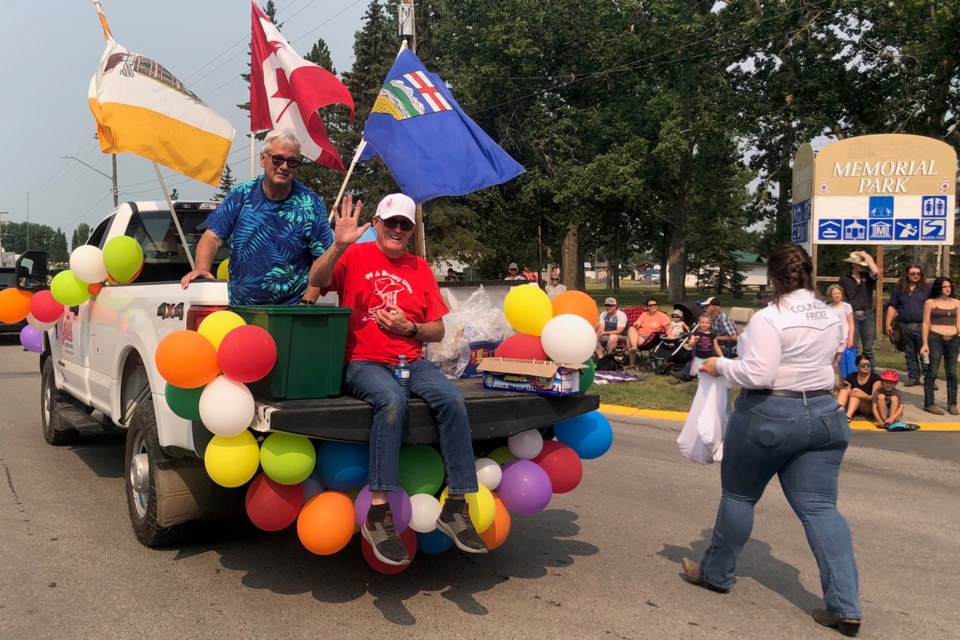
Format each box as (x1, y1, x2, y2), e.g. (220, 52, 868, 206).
(839, 250, 880, 364)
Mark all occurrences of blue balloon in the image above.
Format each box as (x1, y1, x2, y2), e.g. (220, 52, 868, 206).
(357, 227, 378, 244)
(416, 529, 454, 555)
(316, 440, 369, 490)
(553, 411, 613, 459)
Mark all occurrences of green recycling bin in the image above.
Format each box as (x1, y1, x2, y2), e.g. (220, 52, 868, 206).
(232, 305, 351, 400)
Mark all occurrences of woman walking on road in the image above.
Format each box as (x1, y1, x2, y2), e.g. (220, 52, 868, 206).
(680, 243, 861, 637)
(919, 276, 960, 415)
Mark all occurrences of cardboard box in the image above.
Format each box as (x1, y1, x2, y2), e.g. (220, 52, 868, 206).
(476, 357, 585, 396)
(463, 340, 501, 378)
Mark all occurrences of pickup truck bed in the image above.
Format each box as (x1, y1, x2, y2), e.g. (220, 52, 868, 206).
(252, 380, 600, 445)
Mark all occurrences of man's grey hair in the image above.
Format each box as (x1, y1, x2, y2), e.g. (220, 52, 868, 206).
(261, 129, 301, 156)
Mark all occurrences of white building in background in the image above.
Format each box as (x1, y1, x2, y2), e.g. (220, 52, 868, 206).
(684, 251, 769, 289)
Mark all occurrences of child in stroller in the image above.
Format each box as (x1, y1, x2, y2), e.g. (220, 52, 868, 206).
(645, 302, 700, 375)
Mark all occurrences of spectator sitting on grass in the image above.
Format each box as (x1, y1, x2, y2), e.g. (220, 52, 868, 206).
(873, 369, 904, 429)
(836, 354, 880, 420)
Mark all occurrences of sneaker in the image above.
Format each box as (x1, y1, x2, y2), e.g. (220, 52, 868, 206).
(437, 498, 488, 554)
(361, 508, 410, 566)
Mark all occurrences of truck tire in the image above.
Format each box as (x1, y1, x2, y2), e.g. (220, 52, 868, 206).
(40, 358, 80, 446)
(125, 399, 199, 547)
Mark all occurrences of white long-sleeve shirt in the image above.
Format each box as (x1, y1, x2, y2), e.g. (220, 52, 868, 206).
(716, 289, 842, 392)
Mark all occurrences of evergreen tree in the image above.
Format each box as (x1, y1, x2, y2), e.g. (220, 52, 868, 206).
(71, 223, 91, 251)
(213, 164, 236, 201)
(169, 189, 179, 201)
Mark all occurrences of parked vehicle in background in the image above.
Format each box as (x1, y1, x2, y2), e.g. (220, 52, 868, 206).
(1, 265, 28, 334)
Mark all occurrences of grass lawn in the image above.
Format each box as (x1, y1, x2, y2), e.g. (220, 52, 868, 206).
(590, 338, 907, 411)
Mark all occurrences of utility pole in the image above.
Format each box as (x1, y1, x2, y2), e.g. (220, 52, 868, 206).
(26, 192, 29, 250)
(399, 0, 427, 259)
(62, 155, 118, 207)
(0, 210, 7, 253)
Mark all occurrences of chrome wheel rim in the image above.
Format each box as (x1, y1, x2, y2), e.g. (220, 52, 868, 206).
(129, 431, 150, 519)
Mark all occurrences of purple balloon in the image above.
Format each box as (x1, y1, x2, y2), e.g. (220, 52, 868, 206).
(498, 460, 552, 516)
(354, 485, 412, 533)
(19, 325, 43, 354)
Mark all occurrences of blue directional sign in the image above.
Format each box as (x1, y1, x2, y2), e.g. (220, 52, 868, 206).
(894, 219, 920, 241)
(868, 196, 894, 218)
(921, 196, 948, 218)
(868, 219, 893, 241)
(792, 222, 808, 243)
(921, 219, 946, 241)
(817, 219, 842, 241)
(791, 200, 811, 223)
(842, 219, 867, 241)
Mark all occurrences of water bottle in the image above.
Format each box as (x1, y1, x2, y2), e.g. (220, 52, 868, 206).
(394, 354, 411, 398)
(922, 352, 930, 366)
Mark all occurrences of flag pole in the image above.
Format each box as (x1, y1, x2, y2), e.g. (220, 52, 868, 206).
(328, 140, 367, 223)
(399, 0, 426, 259)
(152, 163, 196, 270)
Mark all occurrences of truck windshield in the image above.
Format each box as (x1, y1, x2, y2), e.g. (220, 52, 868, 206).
(126, 208, 229, 283)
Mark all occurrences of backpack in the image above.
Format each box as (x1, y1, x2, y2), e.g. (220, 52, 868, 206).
(596, 354, 623, 372)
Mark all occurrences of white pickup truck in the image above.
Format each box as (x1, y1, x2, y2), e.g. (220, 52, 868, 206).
(26, 200, 598, 549)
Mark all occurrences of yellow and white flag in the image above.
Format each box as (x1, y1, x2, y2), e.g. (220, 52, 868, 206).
(88, 5, 234, 186)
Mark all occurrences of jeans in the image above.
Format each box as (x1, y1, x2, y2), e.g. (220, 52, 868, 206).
(924, 332, 959, 407)
(699, 392, 861, 619)
(343, 358, 479, 495)
(852, 313, 875, 363)
(900, 322, 923, 383)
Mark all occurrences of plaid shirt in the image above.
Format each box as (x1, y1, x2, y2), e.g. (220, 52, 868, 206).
(711, 310, 737, 337)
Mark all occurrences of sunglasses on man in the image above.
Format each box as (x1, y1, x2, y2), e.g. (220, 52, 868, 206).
(380, 217, 415, 231)
(265, 153, 301, 169)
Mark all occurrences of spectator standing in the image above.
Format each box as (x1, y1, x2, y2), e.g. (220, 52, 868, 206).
(919, 276, 960, 415)
(544, 273, 567, 299)
(672, 314, 721, 383)
(884, 265, 930, 387)
(839, 250, 879, 364)
(702, 296, 738, 357)
(684, 243, 859, 637)
(826, 284, 855, 380)
(522, 265, 539, 283)
(445, 268, 461, 282)
(504, 263, 526, 280)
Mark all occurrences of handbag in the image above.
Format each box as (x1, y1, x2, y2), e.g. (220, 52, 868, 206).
(677, 375, 731, 464)
(888, 319, 905, 352)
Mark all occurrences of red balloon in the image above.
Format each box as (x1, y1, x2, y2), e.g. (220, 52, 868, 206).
(87, 282, 103, 296)
(532, 440, 583, 494)
(245, 473, 303, 532)
(218, 325, 278, 383)
(361, 527, 417, 574)
(29, 290, 64, 323)
(494, 333, 549, 361)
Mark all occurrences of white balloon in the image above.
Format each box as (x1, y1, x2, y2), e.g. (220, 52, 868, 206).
(409, 493, 442, 533)
(26, 313, 58, 331)
(198, 376, 255, 437)
(475, 457, 503, 491)
(508, 429, 544, 460)
(540, 314, 597, 364)
(69, 245, 108, 284)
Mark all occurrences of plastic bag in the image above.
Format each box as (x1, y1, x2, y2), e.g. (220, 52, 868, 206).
(426, 285, 511, 378)
(677, 375, 731, 464)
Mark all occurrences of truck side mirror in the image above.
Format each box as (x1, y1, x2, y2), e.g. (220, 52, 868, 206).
(16, 250, 48, 292)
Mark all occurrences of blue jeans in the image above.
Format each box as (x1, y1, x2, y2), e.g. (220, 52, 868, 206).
(699, 392, 861, 619)
(343, 359, 479, 495)
(852, 313, 875, 363)
(924, 332, 959, 407)
(900, 322, 923, 383)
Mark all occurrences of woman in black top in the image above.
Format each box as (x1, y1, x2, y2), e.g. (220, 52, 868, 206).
(836, 355, 880, 419)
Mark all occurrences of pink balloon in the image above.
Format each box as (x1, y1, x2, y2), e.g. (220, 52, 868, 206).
(353, 485, 412, 533)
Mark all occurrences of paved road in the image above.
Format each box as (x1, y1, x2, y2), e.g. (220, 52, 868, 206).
(0, 338, 957, 639)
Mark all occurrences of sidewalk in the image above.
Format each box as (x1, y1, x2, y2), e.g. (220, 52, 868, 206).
(600, 378, 960, 432)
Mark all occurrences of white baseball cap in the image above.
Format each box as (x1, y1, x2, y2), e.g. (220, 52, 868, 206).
(375, 193, 416, 224)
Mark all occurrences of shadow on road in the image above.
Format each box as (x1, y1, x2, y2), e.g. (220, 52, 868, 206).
(658, 529, 822, 613)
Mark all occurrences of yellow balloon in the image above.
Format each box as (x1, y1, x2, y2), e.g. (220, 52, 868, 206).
(503, 283, 553, 336)
(204, 431, 260, 488)
(216, 258, 229, 280)
(197, 310, 246, 350)
(440, 484, 496, 533)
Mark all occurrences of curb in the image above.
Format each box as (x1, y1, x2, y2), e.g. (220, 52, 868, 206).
(599, 403, 960, 432)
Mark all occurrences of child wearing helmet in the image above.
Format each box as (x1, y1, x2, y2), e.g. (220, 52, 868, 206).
(873, 369, 904, 428)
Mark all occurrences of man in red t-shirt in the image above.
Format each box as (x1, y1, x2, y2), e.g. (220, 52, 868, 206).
(310, 193, 486, 567)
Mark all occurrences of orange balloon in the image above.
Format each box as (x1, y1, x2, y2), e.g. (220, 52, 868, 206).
(551, 290, 598, 327)
(87, 282, 103, 296)
(297, 491, 356, 555)
(0, 288, 32, 324)
(479, 495, 512, 551)
(155, 330, 219, 388)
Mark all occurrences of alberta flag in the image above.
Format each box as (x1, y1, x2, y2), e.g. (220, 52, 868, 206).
(360, 49, 524, 203)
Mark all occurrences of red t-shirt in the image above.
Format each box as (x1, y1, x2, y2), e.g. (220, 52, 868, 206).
(324, 242, 448, 365)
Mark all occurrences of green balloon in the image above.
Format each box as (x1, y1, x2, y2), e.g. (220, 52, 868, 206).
(50, 270, 91, 306)
(398, 445, 444, 495)
(260, 432, 317, 485)
(165, 383, 203, 421)
(486, 446, 516, 466)
(103, 236, 144, 284)
(580, 358, 596, 392)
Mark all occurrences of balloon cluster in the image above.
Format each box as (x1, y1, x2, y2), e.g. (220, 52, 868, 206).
(497, 286, 601, 391)
(0, 237, 145, 354)
(198, 407, 612, 575)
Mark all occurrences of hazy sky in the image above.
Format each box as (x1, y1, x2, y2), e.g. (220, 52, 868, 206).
(0, 0, 369, 238)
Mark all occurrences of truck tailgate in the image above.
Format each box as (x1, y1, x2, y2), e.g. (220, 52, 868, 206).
(253, 379, 600, 444)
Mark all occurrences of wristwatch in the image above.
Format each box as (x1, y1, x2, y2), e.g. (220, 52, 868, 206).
(406, 322, 418, 337)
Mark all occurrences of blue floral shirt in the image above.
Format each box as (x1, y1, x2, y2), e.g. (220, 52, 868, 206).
(206, 177, 333, 305)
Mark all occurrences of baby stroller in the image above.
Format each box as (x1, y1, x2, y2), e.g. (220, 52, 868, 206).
(644, 301, 702, 375)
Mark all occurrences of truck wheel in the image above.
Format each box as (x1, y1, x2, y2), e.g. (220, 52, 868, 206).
(125, 399, 196, 547)
(40, 358, 80, 446)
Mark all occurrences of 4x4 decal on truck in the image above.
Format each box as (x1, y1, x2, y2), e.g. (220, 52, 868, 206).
(156, 302, 184, 320)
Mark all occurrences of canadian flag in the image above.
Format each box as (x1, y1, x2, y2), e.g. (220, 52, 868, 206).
(250, 1, 354, 171)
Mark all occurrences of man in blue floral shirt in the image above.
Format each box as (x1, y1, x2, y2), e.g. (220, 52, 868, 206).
(180, 129, 336, 305)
